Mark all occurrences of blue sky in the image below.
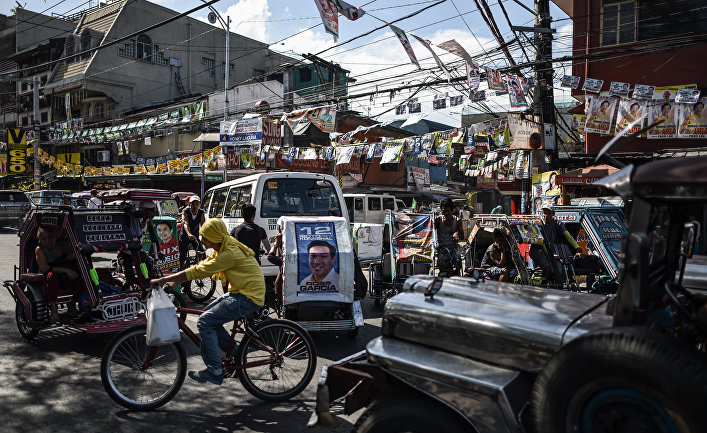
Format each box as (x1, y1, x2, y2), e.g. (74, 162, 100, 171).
(5, 0, 574, 126)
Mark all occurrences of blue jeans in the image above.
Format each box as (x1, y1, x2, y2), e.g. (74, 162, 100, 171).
(197, 293, 260, 375)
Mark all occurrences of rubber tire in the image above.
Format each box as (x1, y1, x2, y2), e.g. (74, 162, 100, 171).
(15, 301, 39, 340)
(353, 393, 470, 433)
(532, 326, 707, 433)
(183, 265, 216, 303)
(101, 325, 186, 411)
(236, 319, 317, 402)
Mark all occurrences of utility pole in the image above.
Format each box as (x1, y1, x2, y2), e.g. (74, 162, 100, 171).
(532, 0, 556, 165)
(32, 76, 40, 190)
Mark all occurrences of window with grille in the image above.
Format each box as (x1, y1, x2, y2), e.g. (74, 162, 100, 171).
(601, 1, 636, 46)
(202, 57, 215, 76)
(119, 39, 135, 58)
(221, 62, 234, 77)
(96, 102, 105, 119)
(299, 66, 312, 82)
(137, 34, 152, 60)
(153, 45, 169, 65)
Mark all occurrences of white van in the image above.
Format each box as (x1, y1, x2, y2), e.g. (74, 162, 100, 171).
(202, 172, 349, 278)
(344, 193, 400, 224)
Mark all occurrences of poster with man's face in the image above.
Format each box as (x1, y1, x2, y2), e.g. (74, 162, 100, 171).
(296, 222, 340, 296)
(615, 99, 646, 136)
(676, 98, 707, 138)
(584, 96, 617, 134)
(155, 220, 180, 275)
(647, 101, 677, 139)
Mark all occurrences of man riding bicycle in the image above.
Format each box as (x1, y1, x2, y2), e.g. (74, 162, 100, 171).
(152, 218, 265, 385)
(180, 195, 206, 269)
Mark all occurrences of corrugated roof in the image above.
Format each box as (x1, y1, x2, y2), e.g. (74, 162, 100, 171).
(53, 58, 91, 81)
(80, 0, 124, 34)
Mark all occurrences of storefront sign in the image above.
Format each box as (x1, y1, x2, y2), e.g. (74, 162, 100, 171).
(274, 154, 329, 172)
(6, 129, 27, 174)
(262, 117, 281, 146)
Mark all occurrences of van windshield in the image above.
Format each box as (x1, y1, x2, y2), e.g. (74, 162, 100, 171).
(260, 178, 342, 218)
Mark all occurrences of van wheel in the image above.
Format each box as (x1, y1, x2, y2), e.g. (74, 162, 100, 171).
(532, 327, 707, 433)
(353, 393, 469, 433)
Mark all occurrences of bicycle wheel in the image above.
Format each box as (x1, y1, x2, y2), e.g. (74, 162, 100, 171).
(101, 325, 186, 411)
(183, 255, 216, 303)
(236, 319, 317, 402)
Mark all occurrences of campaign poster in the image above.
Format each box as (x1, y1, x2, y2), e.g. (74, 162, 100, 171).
(609, 81, 630, 98)
(571, 114, 586, 133)
(560, 75, 580, 89)
(295, 221, 340, 296)
(615, 99, 647, 135)
(582, 78, 604, 93)
(584, 96, 617, 134)
(352, 223, 383, 262)
(676, 88, 701, 104)
(507, 75, 527, 107)
(676, 99, 707, 138)
(466, 62, 480, 91)
(390, 24, 419, 68)
(407, 98, 421, 113)
(647, 101, 677, 139)
(389, 212, 434, 265)
(485, 68, 505, 91)
(633, 84, 656, 100)
(314, 0, 339, 41)
(154, 218, 180, 275)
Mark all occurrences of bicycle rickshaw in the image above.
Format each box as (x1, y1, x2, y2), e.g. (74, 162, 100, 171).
(368, 211, 435, 306)
(5, 204, 166, 339)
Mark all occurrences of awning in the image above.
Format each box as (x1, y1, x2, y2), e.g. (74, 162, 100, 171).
(557, 164, 619, 185)
(193, 133, 221, 142)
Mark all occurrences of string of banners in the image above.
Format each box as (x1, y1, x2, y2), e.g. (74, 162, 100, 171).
(560, 78, 705, 139)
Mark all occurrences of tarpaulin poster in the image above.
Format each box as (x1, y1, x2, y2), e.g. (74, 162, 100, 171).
(411, 34, 449, 80)
(560, 75, 580, 89)
(584, 96, 617, 134)
(154, 217, 180, 276)
(485, 68, 505, 91)
(571, 114, 586, 133)
(507, 113, 541, 150)
(615, 99, 646, 135)
(506, 75, 527, 107)
(352, 223, 383, 262)
(284, 106, 336, 133)
(390, 24, 419, 68)
(314, 0, 339, 41)
(388, 212, 434, 282)
(647, 101, 677, 139)
(466, 61, 479, 91)
(676, 99, 707, 138)
(531, 171, 561, 213)
(380, 141, 404, 164)
(280, 216, 353, 304)
(437, 39, 474, 64)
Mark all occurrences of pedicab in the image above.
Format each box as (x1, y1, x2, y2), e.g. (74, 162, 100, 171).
(278, 216, 363, 336)
(368, 211, 435, 306)
(5, 204, 158, 339)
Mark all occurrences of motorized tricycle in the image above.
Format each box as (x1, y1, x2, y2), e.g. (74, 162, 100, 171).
(309, 156, 707, 433)
(278, 216, 363, 336)
(5, 203, 177, 340)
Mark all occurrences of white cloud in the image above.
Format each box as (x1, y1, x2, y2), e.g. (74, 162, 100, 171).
(194, 0, 272, 42)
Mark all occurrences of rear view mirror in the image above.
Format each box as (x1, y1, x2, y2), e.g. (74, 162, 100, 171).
(680, 222, 696, 259)
(424, 277, 443, 300)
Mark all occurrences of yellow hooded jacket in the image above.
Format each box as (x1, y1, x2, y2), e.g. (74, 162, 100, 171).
(185, 218, 265, 306)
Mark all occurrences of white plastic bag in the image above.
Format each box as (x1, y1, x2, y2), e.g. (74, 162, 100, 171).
(145, 288, 180, 346)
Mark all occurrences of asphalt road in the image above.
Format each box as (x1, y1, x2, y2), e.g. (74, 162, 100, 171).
(0, 227, 378, 433)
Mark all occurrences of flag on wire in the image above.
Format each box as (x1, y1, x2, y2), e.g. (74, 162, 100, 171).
(411, 34, 450, 82)
(389, 25, 419, 69)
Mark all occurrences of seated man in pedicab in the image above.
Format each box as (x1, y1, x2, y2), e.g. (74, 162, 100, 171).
(529, 203, 583, 282)
(35, 226, 86, 323)
(435, 198, 465, 274)
(480, 228, 517, 282)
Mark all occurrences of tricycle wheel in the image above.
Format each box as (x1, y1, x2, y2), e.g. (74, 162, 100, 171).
(15, 302, 38, 340)
(101, 325, 186, 411)
(532, 327, 707, 433)
(353, 393, 469, 433)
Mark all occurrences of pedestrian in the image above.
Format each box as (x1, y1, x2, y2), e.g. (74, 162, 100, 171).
(87, 189, 102, 209)
(230, 204, 270, 264)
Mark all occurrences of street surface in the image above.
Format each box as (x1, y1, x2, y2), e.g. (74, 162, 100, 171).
(0, 227, 375, 432)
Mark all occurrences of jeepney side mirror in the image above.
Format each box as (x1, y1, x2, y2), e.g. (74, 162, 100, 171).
(424, 277, 443, 300)
(680, 222, 696, 259)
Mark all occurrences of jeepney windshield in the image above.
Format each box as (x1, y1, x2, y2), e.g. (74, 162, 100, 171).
(260, 178, 342, 218)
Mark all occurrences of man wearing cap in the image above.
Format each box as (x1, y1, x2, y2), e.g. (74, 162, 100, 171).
(180, 195, 206, 269)
(87, 189, 102, 209)
(530, 203, 583, 281)
(152, 218, 264, 385)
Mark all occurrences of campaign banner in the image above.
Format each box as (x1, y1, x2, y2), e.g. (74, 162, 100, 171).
(407, 166, 430, 190)
(615, 99, 647, 135)
(633, 84, 656, 100)
(647, 101, 677, 139)
(352, 223, 383, 262)
(466, 61, 480, 92)
(571, 114, 586, 133)
(380, 141, 404, 164)
(281, 216, 353, 304)
(609, 81, 630, 98)
(507, 113, 541, 149)
(388, 212, 434, 282)
(390, 24, 419, 68)
(314, 0, 339, 41)
(507, 75, 527, 107)
(6, 129, 27, 174)
(284, 105, 336, 133)
(485, 68, 505, 91)
(677, 99, 707, 138)
(220, 118, 262, 144)
(585, 96, 617, 134)
(560, 75, 580, 89)
(262, 116, 281, 146)
(153, 217, 180, 276)
(582, 78, 604, 93)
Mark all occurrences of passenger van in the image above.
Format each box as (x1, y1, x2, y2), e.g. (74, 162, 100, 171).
(202, 172, 349, 279)
(26, 190, 71, 207)
(344, 193, 401, 224)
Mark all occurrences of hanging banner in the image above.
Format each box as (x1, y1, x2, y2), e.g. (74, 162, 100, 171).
(262, 116, 281, 146)
(407, 98, 421, 113)
(380, 141, 404, 164)
(647, 101, 677, 139)
(676, 99, 707, 138)
(571, 114, 586, 133)
(584, 96, 617, 134)
(284, 105, 336, 133)
(352, 223, 383, 262)
(582, 78, 604, 93)
(390, 24, 419, 68)
(334, 0, 365, 20)
(506, 75, 527, 107)
(240, 147, 254, 169)
(314, 0, 339, 41)
(6, 129, 27, 174)
(615, 99, 647, 135)
(437, 39, 474, 64)
(676, 89, 702, 104)
(560, 75, 581, 89)
(274, 154, 329, 172)
(507, 114, 542, 150)
(433, 94, 447, 110)
(220, 118, 262, 144)
(466, 61, 480, 92)
(390, 212, 434, 282)
(633, 84, 656, 100)
(407, 166, 430, 191)
(485, 68, 505, 91)
(336, 146, 355, 165)
(411, 34, 450, 81)
(609, 81, 630, 98)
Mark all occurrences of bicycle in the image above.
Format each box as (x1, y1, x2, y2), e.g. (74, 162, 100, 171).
(100, 296, 317, 411)
(181, 239, 217, 303)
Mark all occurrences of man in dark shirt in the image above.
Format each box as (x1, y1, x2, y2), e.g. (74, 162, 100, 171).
(480, 228, 516, 281)
(230, 204, 270, 264)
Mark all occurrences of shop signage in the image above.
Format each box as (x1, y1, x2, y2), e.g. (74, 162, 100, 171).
(274, 154, 329, 172)
(6, 129, 27, 174)
(220, 118, 263, 144)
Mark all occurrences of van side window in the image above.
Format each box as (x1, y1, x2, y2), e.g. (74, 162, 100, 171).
(383, 197, 395, 210)
(354, 198, 363, 211)
(202, 190, 213, 215)
(209, 188, 228, 217)
(260, 178, 342, 217)
(224, 185, 252, 218)
(368, 197, 381, 211)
